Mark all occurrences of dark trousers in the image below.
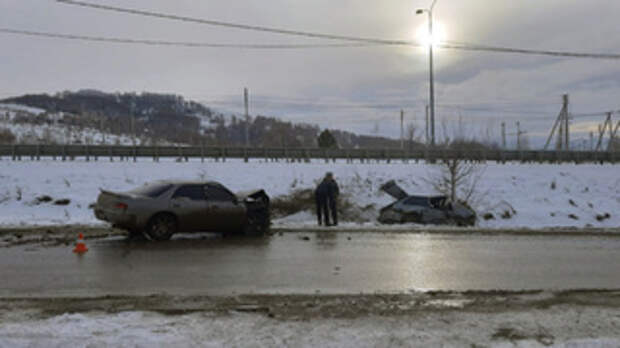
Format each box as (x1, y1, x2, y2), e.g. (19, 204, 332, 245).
(316, 195, 329, 225)
(328, 198, 338, 225)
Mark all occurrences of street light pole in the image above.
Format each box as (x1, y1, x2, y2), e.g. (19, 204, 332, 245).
(417, 0, 438, 147)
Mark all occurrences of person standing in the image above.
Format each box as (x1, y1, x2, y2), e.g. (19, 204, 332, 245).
(314, 174, 330, 226)
(325, 172, 340, 226)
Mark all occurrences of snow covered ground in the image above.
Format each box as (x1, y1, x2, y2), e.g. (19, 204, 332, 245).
(0, 103, 46, 116)
(1, 308, 619, 347)
(0, 158, 618, 229)
(0, 119, 143, 145)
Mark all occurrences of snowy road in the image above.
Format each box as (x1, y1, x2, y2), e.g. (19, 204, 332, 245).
(2, 232, 620, 297)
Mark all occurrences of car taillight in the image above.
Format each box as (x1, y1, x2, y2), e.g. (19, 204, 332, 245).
(115, 202, 128, 210)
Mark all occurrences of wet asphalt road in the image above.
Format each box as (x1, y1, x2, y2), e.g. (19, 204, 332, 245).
(2, 232, 620, 297)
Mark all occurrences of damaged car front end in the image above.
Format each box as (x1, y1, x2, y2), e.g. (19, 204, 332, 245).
(378, 180, 476, 226)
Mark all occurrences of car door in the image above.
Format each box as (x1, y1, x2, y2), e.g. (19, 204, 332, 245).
(204, 184, 246, 232)
(169, 185, 208, 232)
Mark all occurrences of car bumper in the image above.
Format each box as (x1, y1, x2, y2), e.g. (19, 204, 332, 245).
(94, 208, 139, 230)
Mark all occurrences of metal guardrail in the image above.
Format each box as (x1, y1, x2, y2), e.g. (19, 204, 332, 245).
(0, 144, 617, 163)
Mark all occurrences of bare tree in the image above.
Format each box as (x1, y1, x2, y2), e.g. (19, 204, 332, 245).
(0, 128, 16, 144)
(427, 158, 485, 205)
(406, 122, 420, 150)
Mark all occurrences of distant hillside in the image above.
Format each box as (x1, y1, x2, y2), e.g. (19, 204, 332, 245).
(1, 90, 417, 148)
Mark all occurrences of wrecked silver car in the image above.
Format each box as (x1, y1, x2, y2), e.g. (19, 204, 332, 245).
(378, 180, 476, 226)
(94, 181, 270, 240)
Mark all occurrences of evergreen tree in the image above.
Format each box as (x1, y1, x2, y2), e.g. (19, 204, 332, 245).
(317, 129, 338, 149)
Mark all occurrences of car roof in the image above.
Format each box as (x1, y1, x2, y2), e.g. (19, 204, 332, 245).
(150, 180, 225, 187)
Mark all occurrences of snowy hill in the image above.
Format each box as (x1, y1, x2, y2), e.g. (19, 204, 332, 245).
(1, 91, 410, 149)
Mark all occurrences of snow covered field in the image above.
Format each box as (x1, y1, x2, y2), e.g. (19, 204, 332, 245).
(1, 308, 619, 347)
(0, 159, 618, 229)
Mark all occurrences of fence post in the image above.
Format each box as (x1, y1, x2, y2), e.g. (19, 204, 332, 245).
(36, 144, 41, 161)
(62, 145, 66, 161)
(201, 144, 205, 163)
(85, 145, 90, 162)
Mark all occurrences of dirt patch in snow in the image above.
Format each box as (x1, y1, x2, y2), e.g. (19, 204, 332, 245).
(270, 189, 378, 223)
(1, 289, 619, 320)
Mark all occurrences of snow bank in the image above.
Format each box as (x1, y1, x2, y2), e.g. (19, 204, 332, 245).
(0, 159, 618, 229)
(0, 309, 619, 347)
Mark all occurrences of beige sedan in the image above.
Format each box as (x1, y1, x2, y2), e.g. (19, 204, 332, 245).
(94, 181, 270, 240)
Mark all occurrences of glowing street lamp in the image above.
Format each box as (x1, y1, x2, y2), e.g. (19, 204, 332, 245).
(416, 0, 438, 146)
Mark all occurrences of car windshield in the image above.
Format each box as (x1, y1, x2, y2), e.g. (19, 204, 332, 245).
(129, 183, 172, 198)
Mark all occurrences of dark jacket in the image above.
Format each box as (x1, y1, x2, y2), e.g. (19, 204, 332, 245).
(316, 179, 339, 199)
(315, 179, 330, 199)
(327, 180, 339, 199)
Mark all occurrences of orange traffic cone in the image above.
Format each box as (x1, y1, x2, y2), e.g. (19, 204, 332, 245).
(73, 233, 88, 254)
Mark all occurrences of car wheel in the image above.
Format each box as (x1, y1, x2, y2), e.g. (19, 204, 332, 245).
(146, 213, 177, 241)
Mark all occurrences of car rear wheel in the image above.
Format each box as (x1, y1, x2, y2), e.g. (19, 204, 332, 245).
(146, 213, 177, 241)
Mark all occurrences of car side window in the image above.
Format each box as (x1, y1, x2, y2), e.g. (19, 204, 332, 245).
(172, 185, 206, 201)
(405, 197, 430, 207)
(205, 185, 236, 202)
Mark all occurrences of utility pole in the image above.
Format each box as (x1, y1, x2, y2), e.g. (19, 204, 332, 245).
(544, 94, 570, 150)
(400, 110, 404, 150)
(509, 122, 527, 150)
(557, 119, 564, 151)
(590, 131, 594, 151)
(610, 121, 620, 151)
(244, 87, 249, 147)
(425, 104, 429, 145)
(129, 101, 136, 146)
(416, 0, 438, 147)
(100, 118, 105, 144)
(131, 116, 136, 146)
(563, 94, 569, 150)
(501, 122, 506, 149)
(596, 112, 612, 151)
(516, 121, 521, 150)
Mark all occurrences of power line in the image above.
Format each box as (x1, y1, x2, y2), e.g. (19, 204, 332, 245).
(55, 0, 410, 45)
(0, 28, 382, 49)
(444, 41, 620, 60)
(56, 0, 620, 60)
(571, 110, 620, 118)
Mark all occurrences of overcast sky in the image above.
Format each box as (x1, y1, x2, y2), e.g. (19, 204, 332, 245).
(1, 0, 620, 148)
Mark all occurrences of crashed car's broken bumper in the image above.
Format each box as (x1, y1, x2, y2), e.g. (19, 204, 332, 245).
(94, 207, 139, 230)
